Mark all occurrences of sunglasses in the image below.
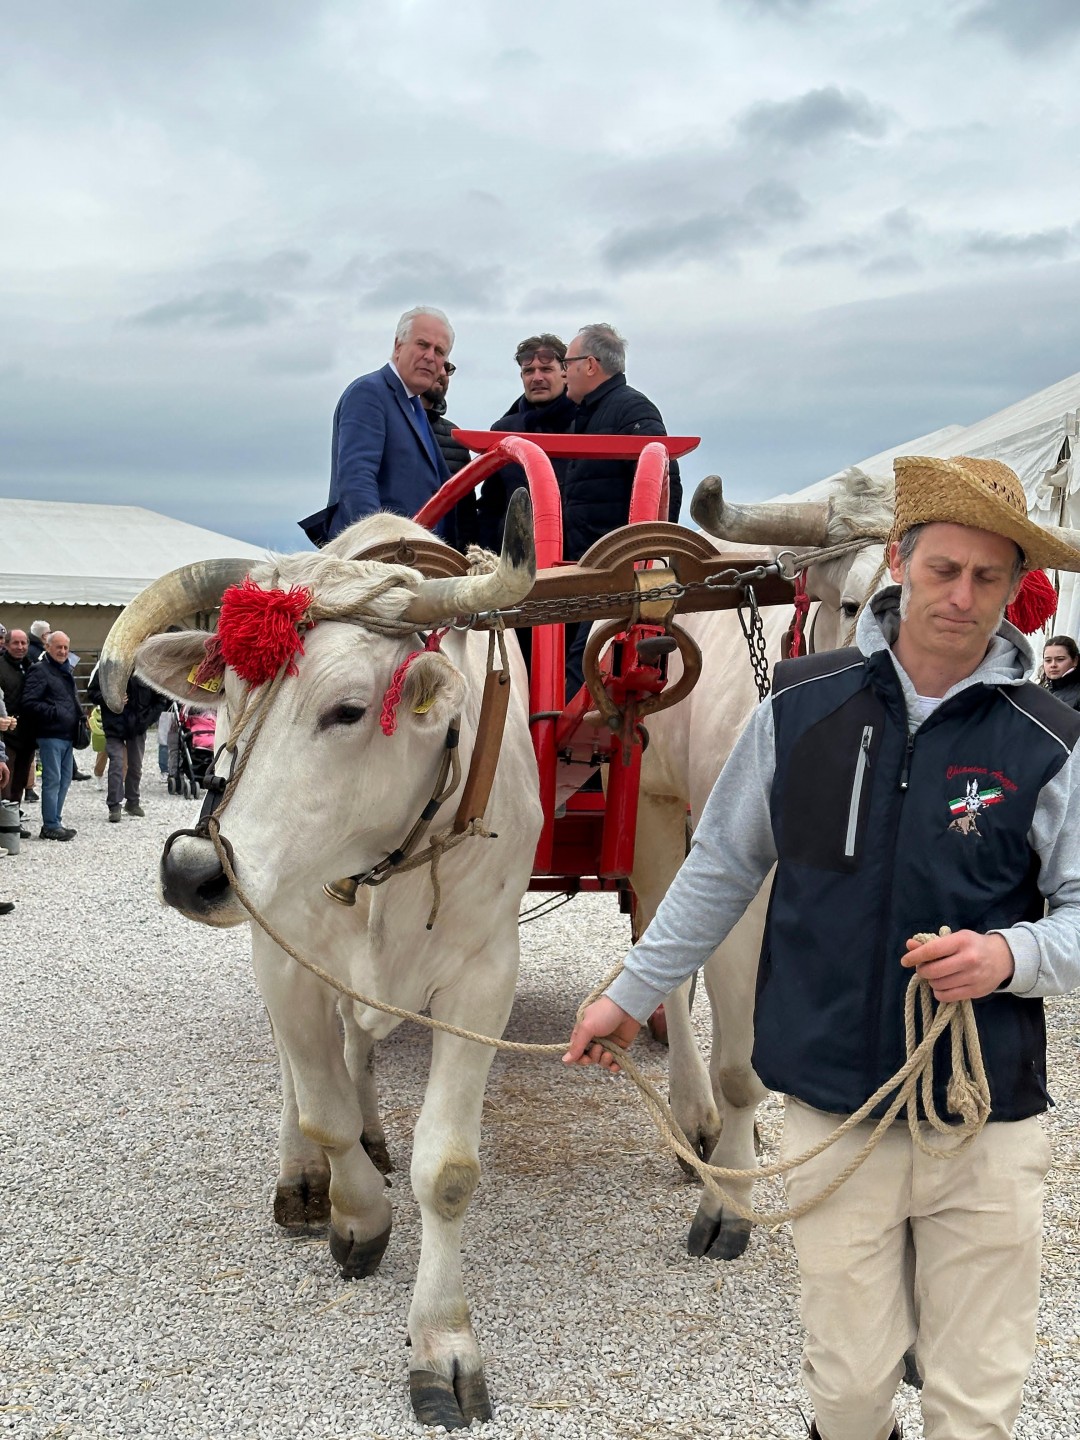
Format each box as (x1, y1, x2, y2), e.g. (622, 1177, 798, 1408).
(516, 347, 564, 367)
(443, 361, 456, 376)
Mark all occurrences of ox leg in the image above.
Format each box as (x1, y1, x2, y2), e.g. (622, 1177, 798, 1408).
(631, 794, 721, 1169)
(406, 964, 513, 1430)
(687, 892, 769, 1262)
(254, 937, 392, 1276)
(341, 1004, 393, 1176)
(271, 1018, 332, 1229)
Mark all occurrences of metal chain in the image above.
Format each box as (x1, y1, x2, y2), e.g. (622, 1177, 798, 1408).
(737, 583, 771, 700)
(476, 562, 782, 629)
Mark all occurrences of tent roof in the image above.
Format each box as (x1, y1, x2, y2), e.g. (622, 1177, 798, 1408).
(0, 498, 269, 606)
(783, 369, 1080, 503)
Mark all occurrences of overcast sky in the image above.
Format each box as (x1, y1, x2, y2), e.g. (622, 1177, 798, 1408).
(4, 0, 1080, 550)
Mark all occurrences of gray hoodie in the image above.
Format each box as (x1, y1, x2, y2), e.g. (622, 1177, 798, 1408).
(607, 588, 1080, 1023)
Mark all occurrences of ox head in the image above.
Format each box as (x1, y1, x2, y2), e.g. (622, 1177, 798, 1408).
(100, 492, 535, 926)
(691, 469, 894, 649)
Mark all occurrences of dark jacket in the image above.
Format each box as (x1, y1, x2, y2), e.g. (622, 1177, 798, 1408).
(0, 651, 32, 713)
(478, 391, 579, 552)
(20, 654, 83, 743)
(562, 373, 682, 562)
(1044, 670, 1080, 711)
(88, 670, 166, 740)
(27, 635, 44, 662)
(299, 363, 450, 547)
(755, 644, 1080, 1122)
(426, 399, 477, 553)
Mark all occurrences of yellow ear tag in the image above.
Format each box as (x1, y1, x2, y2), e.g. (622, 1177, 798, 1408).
(413, 695, 436, 714)
(187, 665, 223, 693)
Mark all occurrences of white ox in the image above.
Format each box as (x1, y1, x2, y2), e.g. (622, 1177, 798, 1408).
(629, 468, 895, 1260)
(98, 499, 543, 1431)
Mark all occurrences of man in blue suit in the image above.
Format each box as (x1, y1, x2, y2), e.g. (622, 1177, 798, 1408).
(300, 306, 454, 546)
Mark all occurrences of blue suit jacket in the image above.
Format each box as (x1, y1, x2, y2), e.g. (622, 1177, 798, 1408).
(299, 364, 449, 546)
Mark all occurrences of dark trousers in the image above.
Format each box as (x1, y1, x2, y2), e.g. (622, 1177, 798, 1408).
(106, 732, 145, 809)
(2, 743, 35, 805)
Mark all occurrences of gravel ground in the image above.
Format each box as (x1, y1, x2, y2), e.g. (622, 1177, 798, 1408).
(1, 776, 1078, 1439)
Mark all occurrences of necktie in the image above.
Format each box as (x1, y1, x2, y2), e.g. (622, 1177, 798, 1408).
(410, 394, 438, 469)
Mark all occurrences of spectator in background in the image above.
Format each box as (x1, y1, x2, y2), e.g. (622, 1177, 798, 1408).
(27, 620, 50, 662)
(0, 694, 14, 914)
(0, 629, 35, 832)
(87, 667, 165, 823)
(19, 631, 81, 840)
(1041, 634, 1080, 710)
(478, 333, 578, 551)
(419, 358, 476, 552)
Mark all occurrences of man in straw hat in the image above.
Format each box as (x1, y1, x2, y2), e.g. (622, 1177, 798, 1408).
(565, 456, 1080, 1440)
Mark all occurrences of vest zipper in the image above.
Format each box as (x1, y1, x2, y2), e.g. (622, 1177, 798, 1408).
(844, 725, 873, 858)
(899, 734, 915, 791)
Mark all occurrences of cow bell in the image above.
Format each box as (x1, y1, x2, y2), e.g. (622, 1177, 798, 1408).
(324, 876, 359, 906)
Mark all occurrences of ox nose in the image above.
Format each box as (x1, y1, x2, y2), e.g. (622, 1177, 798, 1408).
(160, 831, 234, 918)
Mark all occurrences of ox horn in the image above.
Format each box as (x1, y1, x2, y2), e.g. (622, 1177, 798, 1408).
(402, 488, 536, 624)
(691, 474, 832, 548)
(98, 557, 253, 713)
(1034, 523, 1080, 561)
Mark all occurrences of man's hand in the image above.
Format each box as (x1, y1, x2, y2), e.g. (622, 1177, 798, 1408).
(563, 997, 641, 1071)
(0, 762, 8, 788)
(902, 929, 1015, 1002)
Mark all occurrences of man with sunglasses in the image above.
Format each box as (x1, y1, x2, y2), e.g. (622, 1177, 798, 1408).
(477, 334, 578, 551)
(419, 358, 476, 552)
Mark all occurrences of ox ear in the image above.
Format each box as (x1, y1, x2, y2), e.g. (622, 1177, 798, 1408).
(399, 652, 466, 731)
(133, 631, 226, 709)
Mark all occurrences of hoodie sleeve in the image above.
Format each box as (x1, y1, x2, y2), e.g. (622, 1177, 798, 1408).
(606, 700, 779, 1022)
(995, 744, 1080, 998)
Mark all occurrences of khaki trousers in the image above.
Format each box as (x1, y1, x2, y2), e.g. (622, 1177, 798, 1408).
(781, 1098, 1050, 1440)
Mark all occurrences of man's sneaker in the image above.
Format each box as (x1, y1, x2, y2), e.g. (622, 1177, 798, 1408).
(24, 788, 39, 803)
(39, 826, 73, 842)
(0, 901, 14, 915)
(124, 802, 145, 817)
(18, 827, 30, 840)
(72, 767, 91, 781)
(60, 826, 77, 839)
(109, 807, 122, 824)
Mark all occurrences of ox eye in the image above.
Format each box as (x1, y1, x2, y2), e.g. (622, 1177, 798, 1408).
(840, 600, 860, 618)
(320, 703, 367, 730)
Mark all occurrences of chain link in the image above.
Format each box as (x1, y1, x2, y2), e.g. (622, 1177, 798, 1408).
(480, 562, 781, 629)
(737, 583, 771, 700)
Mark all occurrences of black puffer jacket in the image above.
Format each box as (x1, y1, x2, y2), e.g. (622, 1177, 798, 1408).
(478, 391, 579, 551)
(87, 669, 166, 740)
(0, 651, 32, 713)
(1044, 670, 1080, 711)
(19, 654, 82, 742)
(425, 399, 476, 553)
(562, 373, 682, 562)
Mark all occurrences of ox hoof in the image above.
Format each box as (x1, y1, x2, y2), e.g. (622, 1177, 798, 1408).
(687, 1206, 752, 1261)
(675, 1131, 722, 1183)
(273, 1174, 331, 1230)
(329, 1219, 392, 1279)
(409, 1367, 492, 1429)
(361, 1131, 394, 1176)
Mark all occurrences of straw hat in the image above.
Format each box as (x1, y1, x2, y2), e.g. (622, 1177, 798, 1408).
(891, 455, 1080, 573)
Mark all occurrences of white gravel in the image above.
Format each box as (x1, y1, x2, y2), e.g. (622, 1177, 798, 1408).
(1, 775, 1078, 1439)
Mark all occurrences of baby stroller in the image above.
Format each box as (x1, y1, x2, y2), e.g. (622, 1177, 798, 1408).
(168, 703, 216, 799)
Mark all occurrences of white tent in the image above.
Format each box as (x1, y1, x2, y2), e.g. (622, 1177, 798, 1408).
(787, 371, 1080, 639)
(0, 498, 268, 608)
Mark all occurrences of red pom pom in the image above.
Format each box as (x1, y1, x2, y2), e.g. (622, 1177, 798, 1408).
(216, 577, 313, 686)
(1006, 568, 1058, 636)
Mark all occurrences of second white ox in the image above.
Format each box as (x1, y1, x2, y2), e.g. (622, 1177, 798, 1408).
(97, 496, 542, 1432)
(630, 468, 896, 1260)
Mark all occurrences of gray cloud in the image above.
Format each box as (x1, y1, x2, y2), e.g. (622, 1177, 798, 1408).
(782, 238, 869, 266)
(358, 253, 505, 313)
(736, 85, 888, 148)
(601, 181, 807, 274)
(519, 286, 610, 311)
(963, 228, 1077, 263)
(861, 251, 923, 277)
(127, 289, 292, 329)
(959, 0, 1080, 54)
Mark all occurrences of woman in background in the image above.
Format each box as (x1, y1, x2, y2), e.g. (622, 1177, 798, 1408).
(1041, 634, 1080, 710)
